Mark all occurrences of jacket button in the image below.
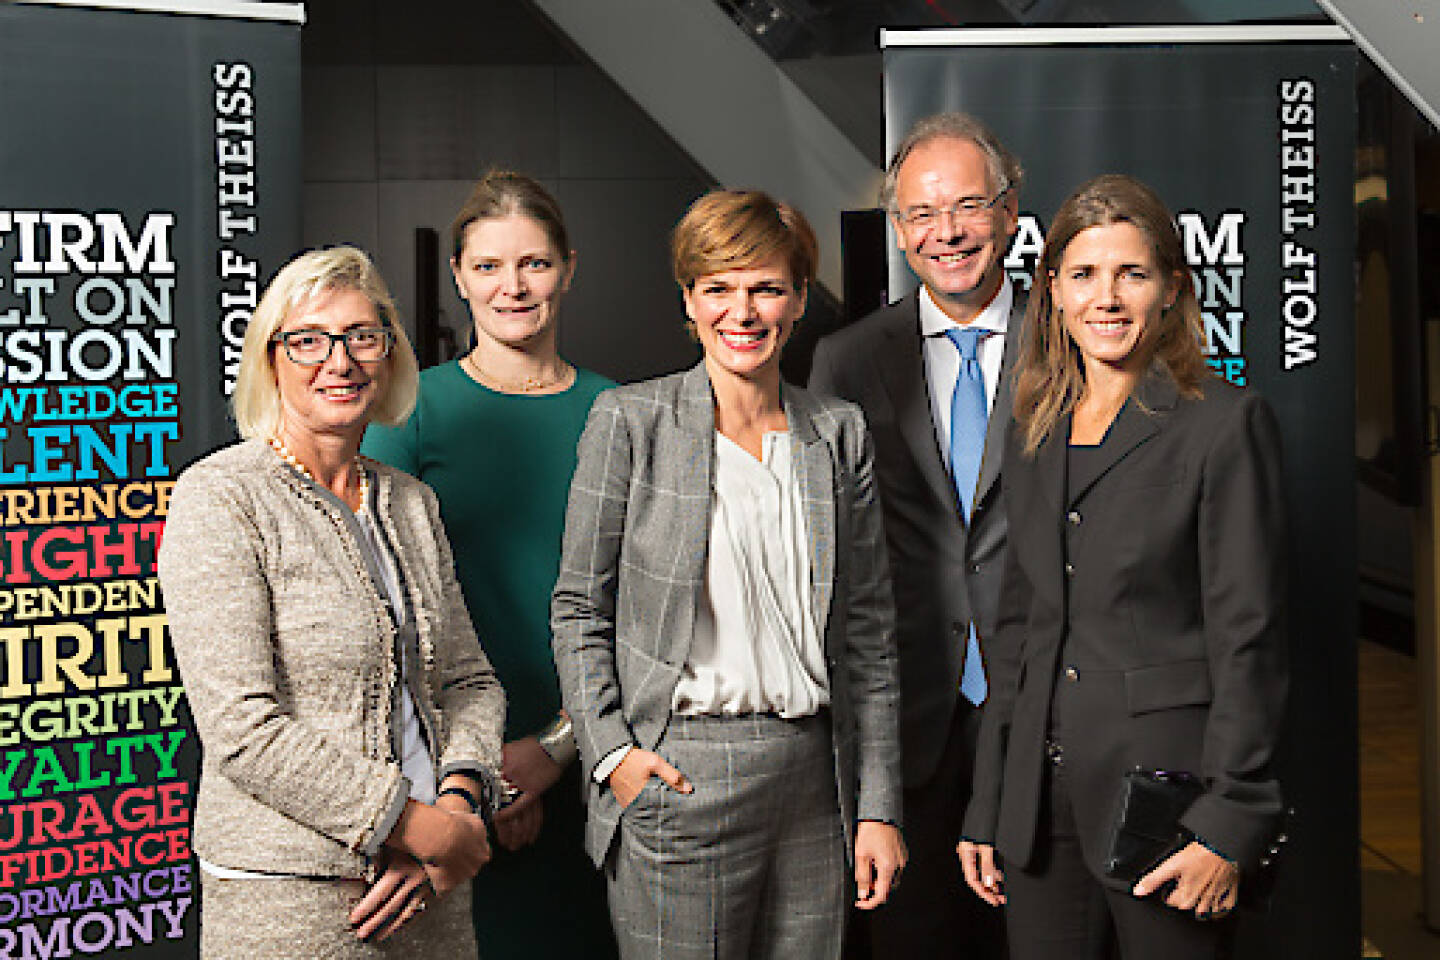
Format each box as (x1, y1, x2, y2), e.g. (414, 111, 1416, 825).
(951, 622, 964, 636)
(1064, 562, 1075, 577)
(1067, 510, 1082, 525)
(1064, 666, 1079, 682)
(970, 563, 982, 574)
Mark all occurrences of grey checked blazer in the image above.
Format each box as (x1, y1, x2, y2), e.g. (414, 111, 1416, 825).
(552, 363, 903, 867)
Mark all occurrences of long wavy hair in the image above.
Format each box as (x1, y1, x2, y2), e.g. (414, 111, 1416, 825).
(1013, 174, 1211, 455)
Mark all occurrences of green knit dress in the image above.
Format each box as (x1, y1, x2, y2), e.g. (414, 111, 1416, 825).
(363, 359, 616, 959)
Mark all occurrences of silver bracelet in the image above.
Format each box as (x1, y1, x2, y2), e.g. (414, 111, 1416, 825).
(536, 714, 577, 769)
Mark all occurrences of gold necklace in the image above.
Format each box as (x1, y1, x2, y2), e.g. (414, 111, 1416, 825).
(461, 350, 573, 394)
(268, 437, 369, 512)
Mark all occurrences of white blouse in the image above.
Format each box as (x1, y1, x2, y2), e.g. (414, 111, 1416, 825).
(671, 430, 829, 717)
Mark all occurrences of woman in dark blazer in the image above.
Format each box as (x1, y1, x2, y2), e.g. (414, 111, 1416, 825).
(956, 175, 1287, 959)
(552, 189, 905, 960)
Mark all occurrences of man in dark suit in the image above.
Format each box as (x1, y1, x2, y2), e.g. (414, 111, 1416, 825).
(809, 113, 1021, 960)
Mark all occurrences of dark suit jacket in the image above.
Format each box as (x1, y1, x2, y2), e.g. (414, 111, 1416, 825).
(552, 363, 902, 867)
(809, 291, 1022, 786)
(960, 372, 1288, 881)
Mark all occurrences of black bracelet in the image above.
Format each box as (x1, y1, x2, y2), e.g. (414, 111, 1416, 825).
(437, 784, 482, 815)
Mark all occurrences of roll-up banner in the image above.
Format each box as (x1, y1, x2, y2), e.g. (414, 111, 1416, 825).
(883, 25, 1356, 959)
(0, 1, 302, 955)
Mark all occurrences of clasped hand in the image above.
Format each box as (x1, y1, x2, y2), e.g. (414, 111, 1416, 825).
(356, 797, 490, 942)
(389, 797, 491, 894)
(492, 736, 564, 851)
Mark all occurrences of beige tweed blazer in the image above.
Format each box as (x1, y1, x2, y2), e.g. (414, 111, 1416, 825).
(158, 438, 504, 878)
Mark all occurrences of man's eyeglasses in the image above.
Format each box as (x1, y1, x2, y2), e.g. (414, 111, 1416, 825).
(896, 186, 1010, 229)
(272, 327, 394, 366)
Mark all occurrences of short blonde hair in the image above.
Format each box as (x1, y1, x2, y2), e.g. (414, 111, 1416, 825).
(671, 189, 817, 290)
(231, 246, 419, 439)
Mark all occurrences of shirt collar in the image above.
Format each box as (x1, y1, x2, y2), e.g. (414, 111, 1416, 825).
(918, 280, 1013, 339)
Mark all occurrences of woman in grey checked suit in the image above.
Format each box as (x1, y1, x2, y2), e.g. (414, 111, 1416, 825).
(552, 189, 907, 960)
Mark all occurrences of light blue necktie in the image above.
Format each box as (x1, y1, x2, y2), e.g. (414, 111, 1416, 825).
(945, 326, 989, 706)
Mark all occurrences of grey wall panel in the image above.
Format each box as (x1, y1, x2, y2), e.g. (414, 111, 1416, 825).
(302, 181, 381, 256)
(548, 176, 708, 384)
(554, 65, 698, 180)
(374, 65, 560, 180)
(303, 65, 378, 182)
(374, 178, 475, 341)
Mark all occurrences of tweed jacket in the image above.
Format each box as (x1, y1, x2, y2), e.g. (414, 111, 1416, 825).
(552, 363, 903, 867)
(961, 374, 1288, 879)
(158, 438, 504, 879)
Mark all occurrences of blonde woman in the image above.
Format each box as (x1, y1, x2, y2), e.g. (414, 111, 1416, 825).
(159, 246, 504, 958)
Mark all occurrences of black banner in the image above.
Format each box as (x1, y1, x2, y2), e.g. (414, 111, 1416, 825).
(884, 30, 1357, 959)
(0, 2, 301, 955)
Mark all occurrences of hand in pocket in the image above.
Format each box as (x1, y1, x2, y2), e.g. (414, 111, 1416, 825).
(609, 748, 692, 809)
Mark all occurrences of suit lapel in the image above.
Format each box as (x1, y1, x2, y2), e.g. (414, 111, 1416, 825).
(975, 291, 1025, 509)
(878, 296, 961, 517)
(1035, 412, 1067, 514)
(1066, 372, 1177, 508)
(673, 363, 717, 667)
(783, 387, 836, 646)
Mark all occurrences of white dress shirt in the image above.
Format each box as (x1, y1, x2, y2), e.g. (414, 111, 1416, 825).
(594, 430, 828, 783)
(919, 282, 1012, 460)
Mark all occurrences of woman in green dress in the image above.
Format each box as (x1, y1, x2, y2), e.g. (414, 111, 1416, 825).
(364, 170, 616, 958)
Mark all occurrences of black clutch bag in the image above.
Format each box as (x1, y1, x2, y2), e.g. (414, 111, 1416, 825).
(1102, 767, 1204, 885)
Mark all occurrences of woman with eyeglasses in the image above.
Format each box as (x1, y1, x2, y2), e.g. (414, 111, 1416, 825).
(363, 171, 617, 958)
(159, 246, 504, 958)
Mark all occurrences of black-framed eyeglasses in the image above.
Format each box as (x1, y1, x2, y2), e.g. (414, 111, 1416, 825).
(897, 185, 1011, 229)
(272, 327, 394, 366)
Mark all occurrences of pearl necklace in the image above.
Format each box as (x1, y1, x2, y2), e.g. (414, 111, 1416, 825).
(268, 437, 369, 512)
